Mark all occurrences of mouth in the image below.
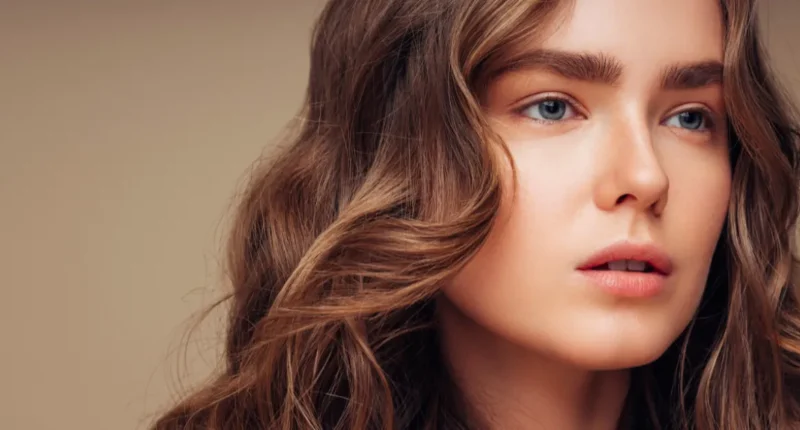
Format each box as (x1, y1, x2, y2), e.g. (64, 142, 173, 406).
(577, 241, 673, 276)
(576, 241, 673, 298)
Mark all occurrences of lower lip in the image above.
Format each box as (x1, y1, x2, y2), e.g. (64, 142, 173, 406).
(578, 270, 666, 298)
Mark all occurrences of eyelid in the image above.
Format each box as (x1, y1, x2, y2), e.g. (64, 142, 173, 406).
(514, 92, 587, 119)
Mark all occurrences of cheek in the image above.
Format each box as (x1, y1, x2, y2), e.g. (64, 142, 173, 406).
(664, 150, 731, 276)
(450, 144, 583, 292)
(442, 147, 590, 352)
(662, 149, 731, 311)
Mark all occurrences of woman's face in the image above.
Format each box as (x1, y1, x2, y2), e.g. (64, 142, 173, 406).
(443, 0, 731, 369)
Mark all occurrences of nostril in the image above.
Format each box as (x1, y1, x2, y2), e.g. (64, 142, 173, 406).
(615, 194, 633, 205)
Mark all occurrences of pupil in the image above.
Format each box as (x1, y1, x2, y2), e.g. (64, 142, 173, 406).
(539, 100, 566, 120)
(679, 112, 703, 129)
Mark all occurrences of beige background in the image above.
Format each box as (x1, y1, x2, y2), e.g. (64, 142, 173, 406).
(0, 1, 797, 429)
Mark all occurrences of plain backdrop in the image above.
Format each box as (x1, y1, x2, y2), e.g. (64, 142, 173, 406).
(1, 1, 797, 429)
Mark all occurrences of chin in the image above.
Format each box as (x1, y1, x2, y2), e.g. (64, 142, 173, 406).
(565, 344, 668, 371)
(551, 326, 679, 370)
(437, 291, 696, 373)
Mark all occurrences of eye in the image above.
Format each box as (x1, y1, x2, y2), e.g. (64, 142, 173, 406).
(664, 109, 712, 132)
(520, 97, 580, 122)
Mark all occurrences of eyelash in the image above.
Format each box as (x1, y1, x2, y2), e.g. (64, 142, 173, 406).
(517, 95, 717, 132)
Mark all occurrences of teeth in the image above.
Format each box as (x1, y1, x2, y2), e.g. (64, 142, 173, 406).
(606, 260, 648, 272)
(608, 260, 628, 271)
(626, 260, 647, 272)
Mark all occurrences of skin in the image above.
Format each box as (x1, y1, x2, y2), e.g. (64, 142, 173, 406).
(438, 0, 731, 428)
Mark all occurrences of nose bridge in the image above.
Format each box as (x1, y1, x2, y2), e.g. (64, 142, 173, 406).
(594, 111, 669, 213)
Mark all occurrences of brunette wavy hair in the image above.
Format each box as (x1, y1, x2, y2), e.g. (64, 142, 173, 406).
(153, 0, 800, 428)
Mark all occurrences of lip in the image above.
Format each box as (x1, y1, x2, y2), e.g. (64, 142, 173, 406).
(577, 241, 673, 275)
(576, 241, 673, 298)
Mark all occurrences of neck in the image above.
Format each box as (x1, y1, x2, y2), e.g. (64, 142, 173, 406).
(436, 299, 630, 430)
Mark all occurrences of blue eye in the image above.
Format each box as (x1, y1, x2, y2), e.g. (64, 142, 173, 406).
(665, 110, 711, 131)
(521, 98, 578, 122)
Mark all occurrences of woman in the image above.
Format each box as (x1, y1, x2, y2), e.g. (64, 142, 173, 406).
(154, 0, 800, 428)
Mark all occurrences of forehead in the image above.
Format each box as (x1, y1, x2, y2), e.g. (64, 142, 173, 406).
(539, 0, 724, 74)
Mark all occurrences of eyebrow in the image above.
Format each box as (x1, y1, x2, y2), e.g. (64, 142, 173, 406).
(497, 49, 724, 90)
(502, 49, 623, 85)
(659, 61, 724, 90)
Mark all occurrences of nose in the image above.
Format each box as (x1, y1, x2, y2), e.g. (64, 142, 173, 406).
(593, 117, 669, 216)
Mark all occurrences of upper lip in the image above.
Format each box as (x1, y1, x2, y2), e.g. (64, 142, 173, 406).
(577, 241, 673, 275)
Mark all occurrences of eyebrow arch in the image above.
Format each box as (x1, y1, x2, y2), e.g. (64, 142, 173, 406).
(659, 61, 724, 90)
(497, 49, 624, 85)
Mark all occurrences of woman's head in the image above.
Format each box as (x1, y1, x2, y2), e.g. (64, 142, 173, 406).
(444, 0, 731, 373)
(154, 0, 800, 429)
